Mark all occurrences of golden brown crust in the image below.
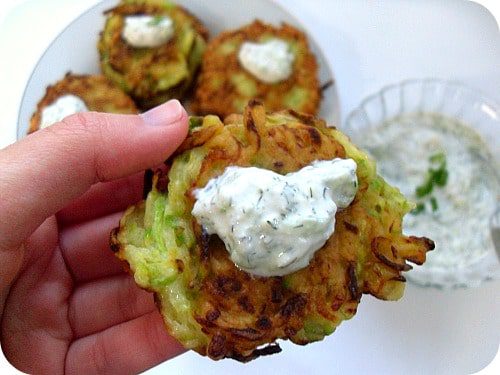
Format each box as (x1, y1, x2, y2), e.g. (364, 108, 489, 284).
(111, 102, 434, 361)
(105, 2, 209, 41)
(99, 1, 208, 108)
(103, 2, 208, 75)
(29, 73, 138, 133)
(176, 102, 433, 359)
(191, 20, 321, 117)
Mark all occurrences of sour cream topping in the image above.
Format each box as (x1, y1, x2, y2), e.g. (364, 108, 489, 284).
(237, 38, 295, 84)
(192, 159, 358, 277)
(122, 15, 174, 48)
(40, 94, 88, 129)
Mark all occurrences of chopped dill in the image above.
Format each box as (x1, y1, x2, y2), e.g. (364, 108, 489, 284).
(413, 152, 448, 213)
(148, 15, 165, 26)
(188, 116, 203, 131)
(411, 202, 426, 215)
(257, 189, 263, 204)
(430, 196, 438, 212)
(266, 220, 278, 230)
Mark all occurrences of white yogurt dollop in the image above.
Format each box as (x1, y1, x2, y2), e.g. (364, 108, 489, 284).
(122, 15, 174, 48)
(40, 94, 88, 129)
(192, 159, 358, 277)
(237, 38, 295, 84)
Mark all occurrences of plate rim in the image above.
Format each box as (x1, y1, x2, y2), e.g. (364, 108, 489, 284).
(17, 0, 339, 140)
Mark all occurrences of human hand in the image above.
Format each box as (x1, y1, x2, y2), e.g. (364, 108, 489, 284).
(0, 100, 188, 374)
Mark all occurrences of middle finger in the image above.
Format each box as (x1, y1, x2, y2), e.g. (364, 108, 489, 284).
(68, 273, 156, 339)
(59, 211, 125, 283)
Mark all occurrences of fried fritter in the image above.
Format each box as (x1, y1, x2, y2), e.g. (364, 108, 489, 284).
(111, 101, 434, 361)
(98, 0, 208, 109)
(29, 73, 138, 133)
(191, 20, 321, 117)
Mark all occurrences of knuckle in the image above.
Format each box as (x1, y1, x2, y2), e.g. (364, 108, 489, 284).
(117, 276, 151, 321)
(116, 277, 135, 319)
(67, 295, 78, 335)
(62, 112, 98, 133)
(61, 111, 110, 182)
(90, 334, 111, 374)
(145, 312, 170, 361)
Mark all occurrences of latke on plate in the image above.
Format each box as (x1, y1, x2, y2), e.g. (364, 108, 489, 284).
(98, 0, 208, 109)
(191, 20, 321, 118)
(29, 73, 138, 133)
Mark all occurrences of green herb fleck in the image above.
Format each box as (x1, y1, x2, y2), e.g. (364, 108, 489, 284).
(148, 15, 165, 26)
(188, 116, 203, 131)
(257, 189, 264, 204)
(432, 167, 448, 187)
(415, 179, 433, 198)
(411, 202, 426, 215)
(413, 152, 447, 213)
(430, 196, 438, 212)
(429, 152, 446, 164)
(266, 220, 277, 230)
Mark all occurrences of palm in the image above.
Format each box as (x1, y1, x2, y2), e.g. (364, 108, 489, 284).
(1, 175, 183, 375)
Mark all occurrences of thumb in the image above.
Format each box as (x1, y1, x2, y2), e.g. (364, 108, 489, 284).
(0, 99, 188, 251)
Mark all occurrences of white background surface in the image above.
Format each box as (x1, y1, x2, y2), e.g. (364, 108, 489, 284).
(0, 0, 499, 374)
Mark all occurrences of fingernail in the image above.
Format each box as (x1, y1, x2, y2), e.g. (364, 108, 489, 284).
(141, 99, 185, 126)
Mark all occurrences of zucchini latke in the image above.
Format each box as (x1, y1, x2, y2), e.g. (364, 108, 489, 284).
(98, 0, 208, 109)
(29, 73, 138, 133)
(191, 20, 320, 117)
(111, 101, 433, 361)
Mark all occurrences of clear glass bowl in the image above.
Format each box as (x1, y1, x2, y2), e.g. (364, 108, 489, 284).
(344, 79, 500, 289)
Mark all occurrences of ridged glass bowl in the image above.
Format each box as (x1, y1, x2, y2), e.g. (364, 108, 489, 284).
(344, 79, 500, 289)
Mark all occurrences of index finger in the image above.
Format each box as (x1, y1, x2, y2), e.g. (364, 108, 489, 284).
(57, 172, 144, 226)
(0, 100, 188, 252)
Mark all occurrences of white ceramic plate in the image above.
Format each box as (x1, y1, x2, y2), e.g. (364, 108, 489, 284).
(5, 1, 500, 374)
(16, 0, 339, 138)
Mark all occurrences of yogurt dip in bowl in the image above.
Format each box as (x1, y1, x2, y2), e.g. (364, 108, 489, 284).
(345, 79, 500, 288)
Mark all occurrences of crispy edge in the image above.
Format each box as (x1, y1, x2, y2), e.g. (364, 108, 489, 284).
(29, 73, 138, 133)
(192, 20, 320, 117)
